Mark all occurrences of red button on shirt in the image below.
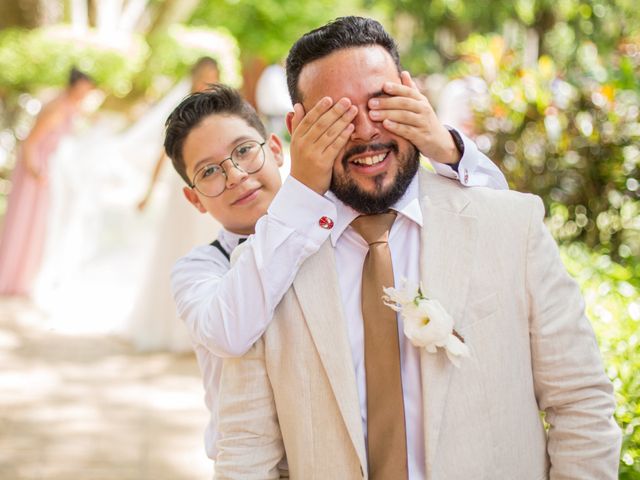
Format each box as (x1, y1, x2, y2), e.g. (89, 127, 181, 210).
(319, 216, 334, 229)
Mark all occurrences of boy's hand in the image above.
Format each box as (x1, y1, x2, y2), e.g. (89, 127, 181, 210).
(289, 96, 357, 195)
(368, 71, 460, 165)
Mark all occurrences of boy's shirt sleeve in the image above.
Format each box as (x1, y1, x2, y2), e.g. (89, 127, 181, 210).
(428, 128, 509, 190)
(171, 176, 334, 358)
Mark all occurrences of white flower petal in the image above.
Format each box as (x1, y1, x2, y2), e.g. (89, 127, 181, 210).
(392, 284, 468, 367)
(445, 335, 471, 368)
(446, 348, 462, 368)
(425, 344, 438, 353)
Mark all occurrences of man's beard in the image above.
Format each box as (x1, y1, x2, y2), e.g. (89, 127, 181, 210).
(330, 142, 420, 214)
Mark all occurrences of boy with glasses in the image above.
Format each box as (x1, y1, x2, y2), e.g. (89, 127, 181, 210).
(166, 83, 507, 461)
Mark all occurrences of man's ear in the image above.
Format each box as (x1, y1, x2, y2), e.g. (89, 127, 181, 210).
(267, 133, 284, 167)
(182, 186, 207, 213)
(285, 111, 294, 135)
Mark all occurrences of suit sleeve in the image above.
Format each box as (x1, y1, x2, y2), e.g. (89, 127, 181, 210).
(214, 339, 285, 480)
(525, 196, 621, 479)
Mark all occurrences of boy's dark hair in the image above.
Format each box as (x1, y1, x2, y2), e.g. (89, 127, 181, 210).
(68, 67, 93, 87)
(285, 16, 401, 104)
(164, 83, 267, 185)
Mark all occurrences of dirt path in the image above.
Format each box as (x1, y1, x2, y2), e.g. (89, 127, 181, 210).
(0, 298, 212, 479)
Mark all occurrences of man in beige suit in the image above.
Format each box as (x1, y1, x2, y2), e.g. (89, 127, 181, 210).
(214, 17, 620, 479)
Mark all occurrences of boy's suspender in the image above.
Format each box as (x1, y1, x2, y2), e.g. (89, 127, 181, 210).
(210, 237, 246, 262)
(210, 239, 230, 261)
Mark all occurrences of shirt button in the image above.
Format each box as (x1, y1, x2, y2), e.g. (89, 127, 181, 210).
(463, 169, 469, 184)
(318, 216, 334, 229)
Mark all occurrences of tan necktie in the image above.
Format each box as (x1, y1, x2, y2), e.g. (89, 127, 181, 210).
(351, 212, 408, 480)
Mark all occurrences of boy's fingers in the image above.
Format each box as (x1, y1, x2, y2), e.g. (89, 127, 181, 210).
(295, 97, 333, 137)
(290, 103, 306, 133)
(381, 80, 422, 100)
(369, 96, 422, 114)
(316, 105, 357, 149)
(324, 122, 354, 156)
(308, 97, 353, 143)
(382, 118, 413, 137)
(401, 70, 418, 89)
(371, 109, 422, 127)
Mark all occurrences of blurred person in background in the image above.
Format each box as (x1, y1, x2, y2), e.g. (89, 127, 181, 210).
(137, 56, 221, 211)
(255, 63, 291, 139)
(436, 76, 488, 138)
(0, 67, 94, 296)
(127, 56, 222, 352)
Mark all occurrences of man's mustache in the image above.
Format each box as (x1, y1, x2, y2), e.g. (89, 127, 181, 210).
(342, 142, 399, 169)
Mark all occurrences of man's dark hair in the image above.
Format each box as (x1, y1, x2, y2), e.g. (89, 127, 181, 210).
(164, 83, 267, 185)
(285, 16, 401, 104)
(68, 67, 93, 87)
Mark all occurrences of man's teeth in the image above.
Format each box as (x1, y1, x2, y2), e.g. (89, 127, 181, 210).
(351, 153, 386, 165)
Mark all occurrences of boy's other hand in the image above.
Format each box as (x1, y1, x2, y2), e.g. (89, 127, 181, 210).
(289, 96, 357, 195)
(367, 71, 460, 165)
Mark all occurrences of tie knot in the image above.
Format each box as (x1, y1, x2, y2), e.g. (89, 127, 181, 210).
(350, 211, 397, 245)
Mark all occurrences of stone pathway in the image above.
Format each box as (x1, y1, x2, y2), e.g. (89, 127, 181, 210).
(0, 298, 212, 480)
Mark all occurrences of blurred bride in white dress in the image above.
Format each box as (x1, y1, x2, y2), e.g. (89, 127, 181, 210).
(34, 58, 221, 352)
(128, 57, 222, 352)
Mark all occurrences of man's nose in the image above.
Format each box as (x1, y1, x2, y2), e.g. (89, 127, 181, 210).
(350, 108, 381, 142)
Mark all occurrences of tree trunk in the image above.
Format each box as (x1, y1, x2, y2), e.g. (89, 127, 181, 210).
(146, 0, 200, 36)
(0, 0, 47, 28)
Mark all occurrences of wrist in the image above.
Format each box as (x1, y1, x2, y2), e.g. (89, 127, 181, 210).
(422, 127, 463, 165)
(445, 127, 465, 164)
(290, 171, 329, 196)
(441, 139, 460, 165)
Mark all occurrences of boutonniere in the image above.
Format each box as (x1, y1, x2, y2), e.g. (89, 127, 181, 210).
(383, 279, 470, 367)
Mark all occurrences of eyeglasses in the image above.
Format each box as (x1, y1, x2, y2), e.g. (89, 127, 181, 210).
(189, 140, 266, 197)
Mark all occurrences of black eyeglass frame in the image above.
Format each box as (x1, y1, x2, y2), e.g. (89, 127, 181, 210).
(188, 140, 267, 198)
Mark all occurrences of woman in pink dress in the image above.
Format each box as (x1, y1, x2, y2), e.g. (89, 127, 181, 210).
(0, 68, 95, 296)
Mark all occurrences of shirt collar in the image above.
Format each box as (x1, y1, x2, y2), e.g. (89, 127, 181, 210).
(218, 228, 249, 254)
(326, 173, 423, 246)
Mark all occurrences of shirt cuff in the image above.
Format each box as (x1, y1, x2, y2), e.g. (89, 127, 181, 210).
(268, 176, 337, 244)
(429, 127, 509, 188)
(429, 126, 477, 182)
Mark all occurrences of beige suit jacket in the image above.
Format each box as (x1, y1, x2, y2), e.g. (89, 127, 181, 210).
(215, 169, 620, 480)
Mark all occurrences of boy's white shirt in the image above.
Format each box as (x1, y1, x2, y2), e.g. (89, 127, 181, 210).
(170, 131, 508, 459)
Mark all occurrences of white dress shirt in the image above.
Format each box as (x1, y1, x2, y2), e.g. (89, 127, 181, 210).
(170, 130, 507, 461)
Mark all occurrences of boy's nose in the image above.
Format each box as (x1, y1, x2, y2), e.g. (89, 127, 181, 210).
(224, 162, 249, 189)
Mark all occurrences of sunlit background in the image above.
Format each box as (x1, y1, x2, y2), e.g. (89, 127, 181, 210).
(0, 0, 638, 479)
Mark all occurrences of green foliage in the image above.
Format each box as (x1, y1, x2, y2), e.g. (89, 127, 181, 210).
(141, 24, 242, 91)
(189, 0, 364, 62)
(562, 244, 640, 477)
(369, 0, 640, 74)
(448, 32, 640, 262)
(0, 26, 148, 97)
(0, 24, 242, 100)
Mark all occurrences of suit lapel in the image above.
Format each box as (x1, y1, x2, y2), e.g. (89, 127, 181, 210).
(293, 240, 367, 473)
(417, 169, 478, 478)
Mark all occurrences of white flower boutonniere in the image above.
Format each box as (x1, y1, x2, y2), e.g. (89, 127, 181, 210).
(383, 279, 470, 367)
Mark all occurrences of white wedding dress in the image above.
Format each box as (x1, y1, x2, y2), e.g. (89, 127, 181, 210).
(34, 80, 220, 352)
